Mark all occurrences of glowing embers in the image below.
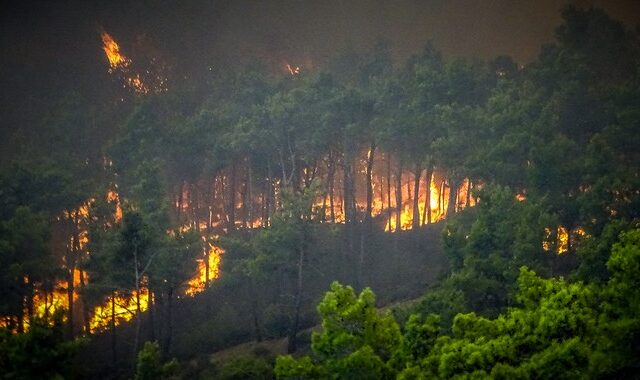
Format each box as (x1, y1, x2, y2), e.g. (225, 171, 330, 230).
(89, 289, 150, 332)
(285, 63, 301, 76)
(185, 243, 224, 296)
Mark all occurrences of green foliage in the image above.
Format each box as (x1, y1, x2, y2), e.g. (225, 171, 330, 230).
(1, 5, 639, 379)
(277, 227, 640, 378)
(0, 312, 85, 379)
(215, 355, 274, 380)
(135, 341, 181, 380)
(275, 282, 400, 379)
(436, 185, 558, 318)
(312, 282, 401, 362)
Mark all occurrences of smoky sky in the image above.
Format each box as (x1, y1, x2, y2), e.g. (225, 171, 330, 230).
(1, 0, 639, 145)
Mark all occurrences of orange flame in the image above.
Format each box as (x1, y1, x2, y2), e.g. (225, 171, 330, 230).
(89, 289, 150, 332)
(543, 226, 572, 254)
(185, 243, 224, 296)
(100, 31, 155, 95)
(101, 32, 131, 72)
(106, 190, 123, 222)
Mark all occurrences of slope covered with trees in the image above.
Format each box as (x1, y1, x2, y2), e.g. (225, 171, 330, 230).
(0, 5, 639, 379)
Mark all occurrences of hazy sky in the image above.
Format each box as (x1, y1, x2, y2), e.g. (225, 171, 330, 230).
(2, 0, 640, 69)
(1, 0, 639, 141)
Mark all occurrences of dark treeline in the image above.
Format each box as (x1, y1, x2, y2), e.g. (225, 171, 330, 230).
(1, 5, 640, 379)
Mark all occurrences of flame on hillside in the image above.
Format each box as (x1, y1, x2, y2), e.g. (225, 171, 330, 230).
(542, 226, 588, 254)
(106, 190, 123, 222)
(100, 31, 167, 95)
(89, 290, 149, 332)
(185, 243, 224, 296)
(101, 32, 131, 72)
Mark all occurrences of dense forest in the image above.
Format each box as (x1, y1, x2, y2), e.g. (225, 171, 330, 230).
(1, 5, 639, 379)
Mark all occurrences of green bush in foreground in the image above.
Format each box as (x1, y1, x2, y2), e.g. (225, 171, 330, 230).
(276, 229, 640, 379)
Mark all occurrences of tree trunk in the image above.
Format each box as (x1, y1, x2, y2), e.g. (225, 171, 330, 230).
(395, 160, 403, 233)
(133, 243, 141, 360)
(422, 166, 433, 225)
(387, 154, 392, 231)
(288, 229, 305, 354)
(164, 288, 174, 356)
(343, 152, 355, 256)
(111, 291, 117, 367)
(412, 163, 421, 231)
(134, 287, 141, 359)
(247, 163, 253, 228)
(328, 153, 336, 224)
(438, 179, 445, 215)
(177, 183, 183, 223)
(148, 290, 155, 341)
(249, 281, 262, 342)
(67, 268, 74, 339)
(466, 180, 472, 208)
(80, 269, 90, 335)
(446, 178, 458, 218)
(265, 162, 272, 227)
(228, 164, 237, 231)
(365, 143, 376, 229)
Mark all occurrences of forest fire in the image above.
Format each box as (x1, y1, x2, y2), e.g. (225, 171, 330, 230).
(89, 290, 149, 332)
(5, 146, 480, 334)
(185, 244, 224, 296)
(31, 269, 86, 324)
(3, 4, 639, 378)
(542, 226, 587, 254)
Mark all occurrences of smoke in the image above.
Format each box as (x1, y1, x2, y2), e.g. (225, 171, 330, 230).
(1, 0, 639, 158)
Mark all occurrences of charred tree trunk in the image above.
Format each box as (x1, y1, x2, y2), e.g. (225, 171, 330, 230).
(446, 178, 458, 218)
(412, 163, 421, 231)
(387, 154, 392, 231)
(395, 160, 403, 233)
(343, 155, 354, 224)
(17, 310, 24, 334)
(422, 166, 433, 225)
(177, 183, 183, 223)
(111, 291, 117, 367)
(265, 162, 273, 227)
(133, 243, 141, 360)
(328, 153, 336, 224)
(240, 165, 248, 228)
(365, 143, 376, 230)
(191, 183, 198, 230)
(148, 290, 155, 341)
(133, 286, 141, 359)
(67, 267, 75, 339)
(228, 164, 237, 231)
(466, 180, 472, 208)
(439, 180, 445, 215)
(79, 269, 90, 335)
(247, 163, 254, 228)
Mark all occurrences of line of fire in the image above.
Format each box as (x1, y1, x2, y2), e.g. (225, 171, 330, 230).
(0, 148, 575, 336)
